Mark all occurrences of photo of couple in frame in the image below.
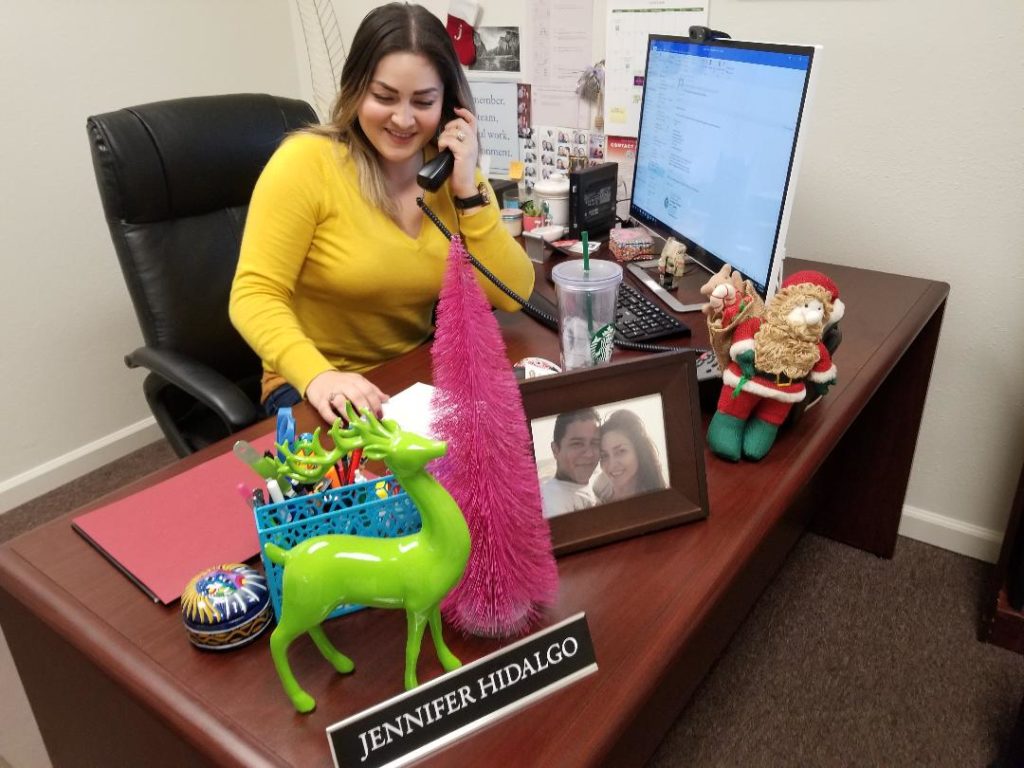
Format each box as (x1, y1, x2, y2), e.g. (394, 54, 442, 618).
(532, 396, 668, 519)
(520, 352, 709, 556)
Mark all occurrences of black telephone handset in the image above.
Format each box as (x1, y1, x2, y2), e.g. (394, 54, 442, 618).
(416, 149, 454, 192)
(417, 107, 457, 192)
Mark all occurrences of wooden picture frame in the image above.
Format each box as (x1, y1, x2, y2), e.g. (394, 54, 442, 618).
(521, 351, 709, 556)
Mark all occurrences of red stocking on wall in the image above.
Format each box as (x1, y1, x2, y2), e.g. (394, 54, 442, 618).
(447, 0, 479, 66)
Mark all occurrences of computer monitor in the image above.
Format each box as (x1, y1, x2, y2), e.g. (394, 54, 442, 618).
(629, 35, 821, 300)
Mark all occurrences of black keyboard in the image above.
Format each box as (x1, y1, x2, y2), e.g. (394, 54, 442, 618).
(614, 281, 691, 342)
(526, 280, 691, 342)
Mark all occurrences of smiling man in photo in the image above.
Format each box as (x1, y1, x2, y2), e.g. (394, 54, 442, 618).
(540, 409, 602, 518)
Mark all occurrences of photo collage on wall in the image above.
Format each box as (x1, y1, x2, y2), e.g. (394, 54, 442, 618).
(511, 58, 607, 192)
(518, 125, 607, 193)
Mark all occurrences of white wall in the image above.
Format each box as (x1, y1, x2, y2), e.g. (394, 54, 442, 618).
(708, 0, 1024, 558)
(0, 1, 302, 512)
(0, 6, 302, 764)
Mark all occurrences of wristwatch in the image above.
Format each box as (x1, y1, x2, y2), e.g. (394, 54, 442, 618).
(453, 182, 490, 210)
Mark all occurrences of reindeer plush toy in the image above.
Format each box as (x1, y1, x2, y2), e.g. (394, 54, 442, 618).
(706, 270, 844, 462)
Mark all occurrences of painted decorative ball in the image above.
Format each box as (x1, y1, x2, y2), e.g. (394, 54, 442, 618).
(181, 563, 272, 651)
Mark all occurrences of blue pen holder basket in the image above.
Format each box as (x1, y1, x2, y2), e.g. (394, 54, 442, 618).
(254, 475, 421, 622)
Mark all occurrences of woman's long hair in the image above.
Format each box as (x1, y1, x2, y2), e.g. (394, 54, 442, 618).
(600, 410, 667, 495)
(308, 3, 474, 218)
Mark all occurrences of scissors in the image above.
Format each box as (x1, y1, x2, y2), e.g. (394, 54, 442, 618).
(275, 407, 296, 461)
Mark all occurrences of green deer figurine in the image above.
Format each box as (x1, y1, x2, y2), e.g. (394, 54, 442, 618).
(264, 405, 471, 713)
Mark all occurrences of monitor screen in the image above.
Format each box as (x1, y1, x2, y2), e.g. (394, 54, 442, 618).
(629, 35, 819, 299)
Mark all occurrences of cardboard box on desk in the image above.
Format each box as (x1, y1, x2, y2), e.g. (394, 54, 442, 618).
(608, 227, 655, 262)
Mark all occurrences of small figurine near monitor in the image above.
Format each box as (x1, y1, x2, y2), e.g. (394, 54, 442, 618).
(658, 237, 688, 289)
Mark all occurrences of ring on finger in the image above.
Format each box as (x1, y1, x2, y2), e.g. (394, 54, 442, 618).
(456, 130, 466, 142)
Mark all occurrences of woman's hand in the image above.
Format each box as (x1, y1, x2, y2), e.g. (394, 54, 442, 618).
(306, 370, 389, 424)
(437, 106, 480, 201)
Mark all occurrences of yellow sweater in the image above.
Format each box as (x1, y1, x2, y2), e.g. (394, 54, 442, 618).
(229, 134, 535, 401)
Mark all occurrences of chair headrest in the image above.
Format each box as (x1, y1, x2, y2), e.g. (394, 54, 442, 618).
(87, 93, 317, 223)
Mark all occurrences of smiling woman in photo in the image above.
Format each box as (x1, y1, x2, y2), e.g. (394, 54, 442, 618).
(595, 410, 667, 502)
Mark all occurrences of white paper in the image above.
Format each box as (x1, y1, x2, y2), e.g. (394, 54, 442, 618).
(562, 239, 604, 254)
(381, 382, 436, 438)
(527, 0, 596, 128)
(532, 86, 588, 130)
(604, 1, 709, 137)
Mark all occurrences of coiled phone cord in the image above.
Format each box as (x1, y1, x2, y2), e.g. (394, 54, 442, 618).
(416, 197, 689, 355)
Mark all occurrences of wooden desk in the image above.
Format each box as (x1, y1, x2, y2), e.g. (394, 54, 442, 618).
(0, 259, 947, 767)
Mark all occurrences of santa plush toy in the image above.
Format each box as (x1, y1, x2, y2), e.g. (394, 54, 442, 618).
(706, 270, 844, 462)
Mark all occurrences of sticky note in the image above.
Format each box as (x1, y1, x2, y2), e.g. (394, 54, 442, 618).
(509, 161, 525, 180)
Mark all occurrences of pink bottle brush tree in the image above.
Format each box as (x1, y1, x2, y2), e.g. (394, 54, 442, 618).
(430, 235, 559, 637)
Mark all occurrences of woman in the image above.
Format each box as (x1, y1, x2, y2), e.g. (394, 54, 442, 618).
(596, 410, 667, 502)
(230, 3, 534, 423)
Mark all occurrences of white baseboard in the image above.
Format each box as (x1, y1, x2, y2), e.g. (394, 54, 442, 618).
(0, 418, 163, 515)
(898, 504, 1003, 563)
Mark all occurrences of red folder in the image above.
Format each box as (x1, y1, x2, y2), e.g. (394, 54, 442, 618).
(72, 433, 276, 604)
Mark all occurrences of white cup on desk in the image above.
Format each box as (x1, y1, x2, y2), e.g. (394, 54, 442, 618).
(534, 173, 570, 227)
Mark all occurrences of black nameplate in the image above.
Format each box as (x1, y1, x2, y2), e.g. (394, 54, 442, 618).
(327, 613, 598, 767)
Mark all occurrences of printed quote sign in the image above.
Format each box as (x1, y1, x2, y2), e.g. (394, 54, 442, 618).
(468, 79, 520, 178)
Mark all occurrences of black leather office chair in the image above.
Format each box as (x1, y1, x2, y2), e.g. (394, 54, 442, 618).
(87, 94, 318, 457)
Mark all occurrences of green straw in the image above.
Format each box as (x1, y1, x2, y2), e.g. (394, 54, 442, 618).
(582, 230, 593, 337)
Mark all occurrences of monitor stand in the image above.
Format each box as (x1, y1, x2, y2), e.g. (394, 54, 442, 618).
(626, 221, 710, 309)
(626, 255, 712, 313)
(676, 256, 716, 307)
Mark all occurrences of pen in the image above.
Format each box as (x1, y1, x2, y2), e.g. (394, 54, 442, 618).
(582, 230, 593, 337)
(265, 478, 286, 505)
(346, 448, 363, 485)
